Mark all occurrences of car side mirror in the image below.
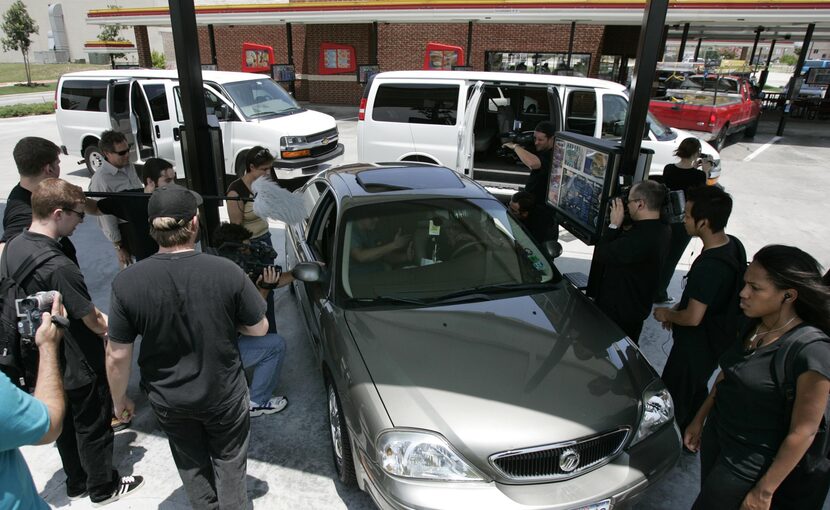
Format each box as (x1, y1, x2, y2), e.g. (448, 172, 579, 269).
(217, 104, 232, 121)
(292, 261, 329, 283)
(544, 240, 563, 259)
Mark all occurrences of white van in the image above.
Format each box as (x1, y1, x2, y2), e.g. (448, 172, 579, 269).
(56, 69, 344, 180)
(357, 70, 721, 193)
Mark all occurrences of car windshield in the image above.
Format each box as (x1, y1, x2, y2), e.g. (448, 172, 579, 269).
(340, 198, 558, 305)
(222, 78, 302, 119)
(647, 111, 675, 141)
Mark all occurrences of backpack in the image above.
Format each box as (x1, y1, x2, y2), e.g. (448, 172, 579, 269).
(0, 248, 62, 391)
(771, 325, 830, 509)
(697, 234, 748, 357)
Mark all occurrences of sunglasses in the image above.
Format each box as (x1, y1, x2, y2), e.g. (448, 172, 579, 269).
(62, 208, 86, 220)
(110, 144, 133, 156)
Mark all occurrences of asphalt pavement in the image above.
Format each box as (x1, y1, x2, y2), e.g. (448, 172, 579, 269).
(1, 108, 828, 509)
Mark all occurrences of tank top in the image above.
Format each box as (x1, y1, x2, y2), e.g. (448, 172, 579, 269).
(227, 178, 269, 238)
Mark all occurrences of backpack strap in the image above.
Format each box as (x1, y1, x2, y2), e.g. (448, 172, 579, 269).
(774, 325, 830, 403)
(1, 245, 63, 286)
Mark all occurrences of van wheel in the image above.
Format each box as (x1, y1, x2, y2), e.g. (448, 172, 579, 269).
(84, 145, 105, 176)
(327, 379, 356, 486)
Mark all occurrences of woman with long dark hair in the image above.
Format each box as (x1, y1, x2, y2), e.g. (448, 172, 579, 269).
(654, 137, 712, 303)
(685, 245, 830, 509)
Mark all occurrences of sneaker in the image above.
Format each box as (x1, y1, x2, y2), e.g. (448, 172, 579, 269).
(67, 488, 88, 501)
(250, 396, 288, 417)
(111, 416, 128, 433)
(91, 475, 145, 507)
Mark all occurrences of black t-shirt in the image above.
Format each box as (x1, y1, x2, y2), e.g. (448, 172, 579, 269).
(673, 240, 743, 347)
(3, 231, 102, 389)
(662, 164, 706, 192)
(2, 184, 78, 265)
(525, 149, 553, 206)
(97, 194, 157, 260)
(108, 251, 266, 411)
(595, 219, 671, 323)
(522, 204, 558, 244)
(713, 324, 830, 481)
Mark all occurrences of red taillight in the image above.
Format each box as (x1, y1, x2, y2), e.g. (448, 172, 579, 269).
(54, 87, 58, 110)
(708, 113, 717, 126)
(358, 97, 367, 121)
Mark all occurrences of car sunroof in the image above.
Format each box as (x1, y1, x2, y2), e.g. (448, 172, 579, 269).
(355, 167, 464, 192)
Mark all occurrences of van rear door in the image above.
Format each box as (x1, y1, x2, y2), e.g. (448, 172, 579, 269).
(136, 80, 176, 165)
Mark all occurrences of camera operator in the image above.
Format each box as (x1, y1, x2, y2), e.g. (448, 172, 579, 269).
(502, 120, 556, 206)
(594, 180, 671, 344)
(2, 178, 143, 504)
(1, 294, 67, 509)
(654, 137, 712, 304)
(211, 222, 293, 416)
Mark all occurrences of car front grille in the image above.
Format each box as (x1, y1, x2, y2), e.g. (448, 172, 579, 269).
(489, 428, 629, 482)
(308, 127, 338, 157)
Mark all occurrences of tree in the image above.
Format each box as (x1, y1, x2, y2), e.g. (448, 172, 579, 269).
(779, 53, 799, 66)
(0, 0, 39, 86)
(97, 4, 129, 67)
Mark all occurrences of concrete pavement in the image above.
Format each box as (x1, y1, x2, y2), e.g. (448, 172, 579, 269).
(1, 110, 828, 509)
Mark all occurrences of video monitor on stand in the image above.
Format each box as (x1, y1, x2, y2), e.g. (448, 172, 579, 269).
(545, 132, 624, 245)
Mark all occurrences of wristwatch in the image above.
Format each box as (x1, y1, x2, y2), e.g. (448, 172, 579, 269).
(608, 223, 620, 230)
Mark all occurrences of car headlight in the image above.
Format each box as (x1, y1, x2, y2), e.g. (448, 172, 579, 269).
(377, 430, 486, 481)
(281, 136, 307, 146)
(631, 380, 674, 446)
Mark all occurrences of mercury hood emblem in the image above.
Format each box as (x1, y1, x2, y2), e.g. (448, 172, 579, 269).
(559, 448, 580, 473)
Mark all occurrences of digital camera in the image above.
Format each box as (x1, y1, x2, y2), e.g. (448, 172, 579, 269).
(16, 291, 57, 339)
(496, 130, 535, 161)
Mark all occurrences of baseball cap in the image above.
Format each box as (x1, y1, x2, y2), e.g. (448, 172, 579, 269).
(147, 184, 203, 221)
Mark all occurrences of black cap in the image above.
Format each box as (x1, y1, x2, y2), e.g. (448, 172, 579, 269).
(148, 185, 203, 221)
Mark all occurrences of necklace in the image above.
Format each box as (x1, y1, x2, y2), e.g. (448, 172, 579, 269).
(747, 316, 798, 350)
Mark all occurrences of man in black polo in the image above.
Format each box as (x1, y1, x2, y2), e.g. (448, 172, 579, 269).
(3, 178, 144, 505)
(106, 186, 268, 508)
(594, 180, 671, 344)
(508, 190, 558, 244)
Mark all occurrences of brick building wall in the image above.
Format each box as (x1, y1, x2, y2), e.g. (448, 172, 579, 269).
(304, 24, 373, 104)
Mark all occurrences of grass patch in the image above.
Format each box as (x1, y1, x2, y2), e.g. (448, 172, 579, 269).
(0, 82, 56, 96)
(0, 103, 55, 118)
(0, 63, 108, 83)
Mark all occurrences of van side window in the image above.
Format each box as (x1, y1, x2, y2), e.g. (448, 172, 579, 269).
(372, 84, 458, 125)
(600, 95, 628, 139)
(61, 80, 107, 112)
(142, 84, 170, 121)
(565, 90, 597, 136)
(111, 83, 130, 116)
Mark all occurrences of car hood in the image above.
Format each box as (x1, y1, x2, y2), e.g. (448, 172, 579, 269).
(344, 286, 655, 465)
(256, 108, 336, 135)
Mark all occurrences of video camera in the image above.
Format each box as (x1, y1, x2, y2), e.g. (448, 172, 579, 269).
(497, 130, 535, 162)
(216, 242, 282, 289)
(614, 184, 685, 225)
(16, 291, 68, 339)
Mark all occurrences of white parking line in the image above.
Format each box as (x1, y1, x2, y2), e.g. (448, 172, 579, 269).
(744, 136, 782, 162)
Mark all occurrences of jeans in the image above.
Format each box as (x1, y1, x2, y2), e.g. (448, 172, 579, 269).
(238, 333, 286, 406)
(55, 379, 118, 501)
(150, 394, 250, 510)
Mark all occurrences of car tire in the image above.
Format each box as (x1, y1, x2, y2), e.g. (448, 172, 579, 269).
(744, 119, 759, 138)
(83, 144, 104, 176)
(327, 379, 357, 486)
(714, 126, 728, 151)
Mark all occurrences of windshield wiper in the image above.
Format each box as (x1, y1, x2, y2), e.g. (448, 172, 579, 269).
(433, 282, 558, 302)
(354, 295, 430, 306)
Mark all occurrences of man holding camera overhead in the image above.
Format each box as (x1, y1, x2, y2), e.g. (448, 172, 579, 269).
(106, 186, 268, 508)
(594, 180, 671, 344)
(2, 178, 143, 505)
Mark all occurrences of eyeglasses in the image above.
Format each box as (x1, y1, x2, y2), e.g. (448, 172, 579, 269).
(62, 208, 85, 220)
(111, 144, 133, 156)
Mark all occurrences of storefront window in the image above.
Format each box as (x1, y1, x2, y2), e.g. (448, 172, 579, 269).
(485, 52, 592, 77)
(598, 55, 622, 82)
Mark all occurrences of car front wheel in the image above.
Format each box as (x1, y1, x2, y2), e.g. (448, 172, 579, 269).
(327, 379, 357, 486)
(84, 144, 104, 176)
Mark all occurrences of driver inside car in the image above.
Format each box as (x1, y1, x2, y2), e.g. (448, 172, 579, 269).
(350, 216, 413, 268)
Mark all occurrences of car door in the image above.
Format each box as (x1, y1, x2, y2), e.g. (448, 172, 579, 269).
(172, 84, 237, 177)
(563, 87, 599, 137)
(291, 185, 338, 355)
(137, 80, 176, 164)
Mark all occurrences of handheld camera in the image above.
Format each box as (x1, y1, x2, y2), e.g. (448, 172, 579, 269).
(16, 291, 68, 339)
(497, 130, 535, 162)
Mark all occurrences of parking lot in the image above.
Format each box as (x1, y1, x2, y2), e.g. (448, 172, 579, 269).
(1, 109, 829, 509)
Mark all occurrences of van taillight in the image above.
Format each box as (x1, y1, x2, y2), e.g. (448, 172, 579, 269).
(54, 87, 58, 110)
(358, 98, 367, 121)
(708, 113, 717, 126)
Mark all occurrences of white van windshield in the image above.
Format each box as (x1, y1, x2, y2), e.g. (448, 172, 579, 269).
(222, 78, 302, 119)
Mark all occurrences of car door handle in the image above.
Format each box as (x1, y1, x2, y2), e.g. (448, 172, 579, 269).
(173, 126, 181, 141)
(155, 125, 161, 138)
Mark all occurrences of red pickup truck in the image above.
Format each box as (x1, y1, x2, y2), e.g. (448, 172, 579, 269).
(649, 75, 762, 150)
